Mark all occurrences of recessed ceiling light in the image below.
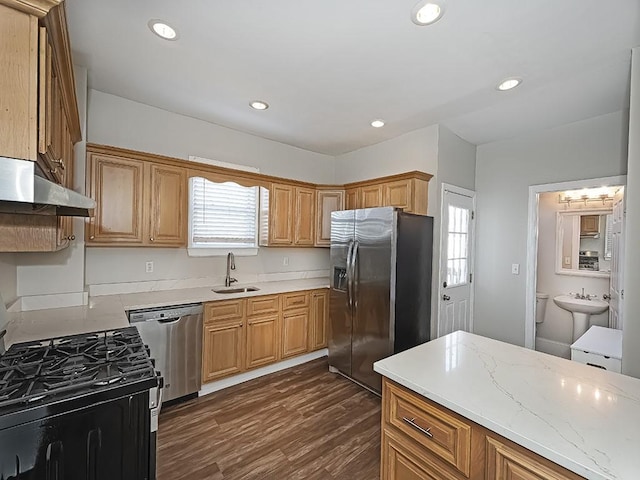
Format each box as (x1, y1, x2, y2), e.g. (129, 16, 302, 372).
(250, 101, 269, 110)
(497, 77, 522, 91)
(371, 120, 385, 128)
(411, 1, 444, 26)
(148, 20, 178, 40)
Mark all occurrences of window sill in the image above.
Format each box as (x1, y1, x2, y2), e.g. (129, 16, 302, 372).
(187, 248, 258, 257)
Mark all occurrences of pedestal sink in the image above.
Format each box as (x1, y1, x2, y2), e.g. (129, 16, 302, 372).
(553, 295, 609, 341)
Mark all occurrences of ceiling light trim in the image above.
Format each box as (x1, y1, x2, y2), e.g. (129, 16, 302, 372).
(250, 101, 269, 111)
(371, 119, 385, 128)
(148, 19, 179, 41)
(411, 1, 445, 26)
(497, 77, 523, 91)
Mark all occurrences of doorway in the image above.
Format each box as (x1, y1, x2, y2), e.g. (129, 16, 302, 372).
(437, 184, 476, 338)
(525, 175, 626, 351)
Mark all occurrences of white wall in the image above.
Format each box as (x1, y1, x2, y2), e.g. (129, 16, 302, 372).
(87, 90, 334, 184)
(475, 111, 628, 346)
(13, 66, 89, 301)
(623, 47, 640, 378)
(0, 254, 17, 306)
(334, 125, 439, 214)
(84, 90, 335, 288)
(86, 247, 329, 286)
(535, 192, 610, 358)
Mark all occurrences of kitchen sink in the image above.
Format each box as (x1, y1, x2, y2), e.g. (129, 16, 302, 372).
(212, 286, 260, 294)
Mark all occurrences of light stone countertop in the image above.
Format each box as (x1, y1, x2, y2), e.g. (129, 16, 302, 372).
(5, 278, 328, 347)
(373, 331, 640, 480)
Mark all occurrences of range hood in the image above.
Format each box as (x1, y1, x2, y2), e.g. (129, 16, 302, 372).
(0, 157, 95, 217)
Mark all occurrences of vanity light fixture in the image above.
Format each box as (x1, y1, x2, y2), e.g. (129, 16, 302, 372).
(411, 1, 445, 26)
(371, 119, 385, 128)
(558, 187, 617, 206)
(250, 101, 269, 111)
(148, 20, 178, 41)
(496, 77, 522, 91)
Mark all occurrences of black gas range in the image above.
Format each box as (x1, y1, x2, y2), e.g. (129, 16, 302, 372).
(0, 326, 160, 480)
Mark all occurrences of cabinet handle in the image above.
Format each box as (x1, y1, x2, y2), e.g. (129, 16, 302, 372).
(53, 159, 65, 170)
(402, 417, 433, 438)
(150, 237, 155, 242)
(67, 235, 76, 241)
(90, 235, 95, 240)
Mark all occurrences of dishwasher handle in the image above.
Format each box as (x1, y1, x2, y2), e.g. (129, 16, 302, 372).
(157, 317, 181, 325)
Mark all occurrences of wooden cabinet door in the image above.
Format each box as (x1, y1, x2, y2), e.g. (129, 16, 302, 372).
(309, 290, 328, 350)
(345, 188, 359, 210)
(486, 437, 580, 480)
(148, 163, 187, 246)
(87, 154, 145, 244)
(360, 184, 383, 208)
(282, 309, 309, 358)
(580, 215, 599, 235)
(202, 321, 245, 382)
(246, 314, 279, 369)
(384, 179, 412, 211)
(269, 184, 294, 245)
(0, 5, 39, 162)
(382, 429, 459, 480)
(294, 187, 315, 245)
(315, 190, 344, 246)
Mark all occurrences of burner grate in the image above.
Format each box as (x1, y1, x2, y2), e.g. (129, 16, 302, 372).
(0, 327, 156, 410)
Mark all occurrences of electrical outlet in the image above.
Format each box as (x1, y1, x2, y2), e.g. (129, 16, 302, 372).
(145, 261, 154, 273)
(511, 263, 520, 275)
(283, 256, 289, 266)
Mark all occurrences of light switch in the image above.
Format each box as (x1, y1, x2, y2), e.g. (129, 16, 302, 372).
(283, 256, 289, 266)
(511, 263, 520, 275)
(564, 256, 571, 265)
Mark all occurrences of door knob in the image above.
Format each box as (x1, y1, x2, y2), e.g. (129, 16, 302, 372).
(442, 294, 451, 301)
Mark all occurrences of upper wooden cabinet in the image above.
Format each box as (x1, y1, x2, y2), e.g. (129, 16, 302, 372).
(86, 150, 187, 247)
(343, 172, 432, 215)
(0, 2, 80, 171)
(315, 189, 344, 246)
(260, 183, 316, 247)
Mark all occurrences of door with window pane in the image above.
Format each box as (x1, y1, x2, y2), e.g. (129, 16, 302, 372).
(438, 187, 475, 337)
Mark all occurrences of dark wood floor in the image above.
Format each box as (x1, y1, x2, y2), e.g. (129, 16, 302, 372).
(157, 358, 382, 480)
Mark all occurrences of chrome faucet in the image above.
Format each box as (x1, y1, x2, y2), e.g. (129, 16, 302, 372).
(574, 288, 592, 300)
(225, 252, 237, 287)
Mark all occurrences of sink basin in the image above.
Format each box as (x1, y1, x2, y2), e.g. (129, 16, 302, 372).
(553, 295, 609, 315)
(212, 286, 260, 294)
(553, 295, 609, 341)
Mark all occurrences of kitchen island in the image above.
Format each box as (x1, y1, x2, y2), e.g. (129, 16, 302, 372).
(373, 331, 640, 480)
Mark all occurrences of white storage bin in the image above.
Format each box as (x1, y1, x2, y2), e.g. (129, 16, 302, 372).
(570, 326, 622, 373)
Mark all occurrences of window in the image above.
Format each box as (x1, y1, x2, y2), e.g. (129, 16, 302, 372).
(446, 205, 470, 287)
(189, 177, 259, 256)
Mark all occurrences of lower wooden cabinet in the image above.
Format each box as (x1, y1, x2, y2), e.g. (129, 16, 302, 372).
(309, 289, 329, 350)
(281, 309, 309, 358)
(203, 289, 328, 383)
(246, 314, 279, 369)
(381, 378, 583, 480)
(202, 321, 244, 382)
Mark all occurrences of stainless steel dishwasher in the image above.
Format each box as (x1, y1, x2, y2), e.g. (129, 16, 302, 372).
(128, 303, 203, 405)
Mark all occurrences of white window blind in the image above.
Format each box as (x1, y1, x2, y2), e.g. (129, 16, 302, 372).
(190, 177, 258, 249)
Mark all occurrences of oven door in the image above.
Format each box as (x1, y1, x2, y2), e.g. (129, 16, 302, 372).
(0, 392, 150, 480)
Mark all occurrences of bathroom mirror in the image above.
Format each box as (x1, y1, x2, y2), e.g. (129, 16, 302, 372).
(555, 209, 612, 278)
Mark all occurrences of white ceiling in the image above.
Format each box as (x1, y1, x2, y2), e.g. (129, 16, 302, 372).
(66, 0, 640, 156)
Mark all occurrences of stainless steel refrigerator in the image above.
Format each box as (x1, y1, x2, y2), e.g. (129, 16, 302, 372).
(329, 207, 433, 394)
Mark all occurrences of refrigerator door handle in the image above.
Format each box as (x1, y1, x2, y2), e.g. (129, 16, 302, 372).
(352, 241, 360, 309)
(346, 240, 355, 308)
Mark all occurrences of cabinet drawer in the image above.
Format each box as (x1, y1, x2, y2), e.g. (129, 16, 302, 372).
(383, 380, 472, 477)
(570, 349, 622, 373)
(281, 291, 309, 310)
(247, 295, 280, 317)
(205, 299, 244, 323)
